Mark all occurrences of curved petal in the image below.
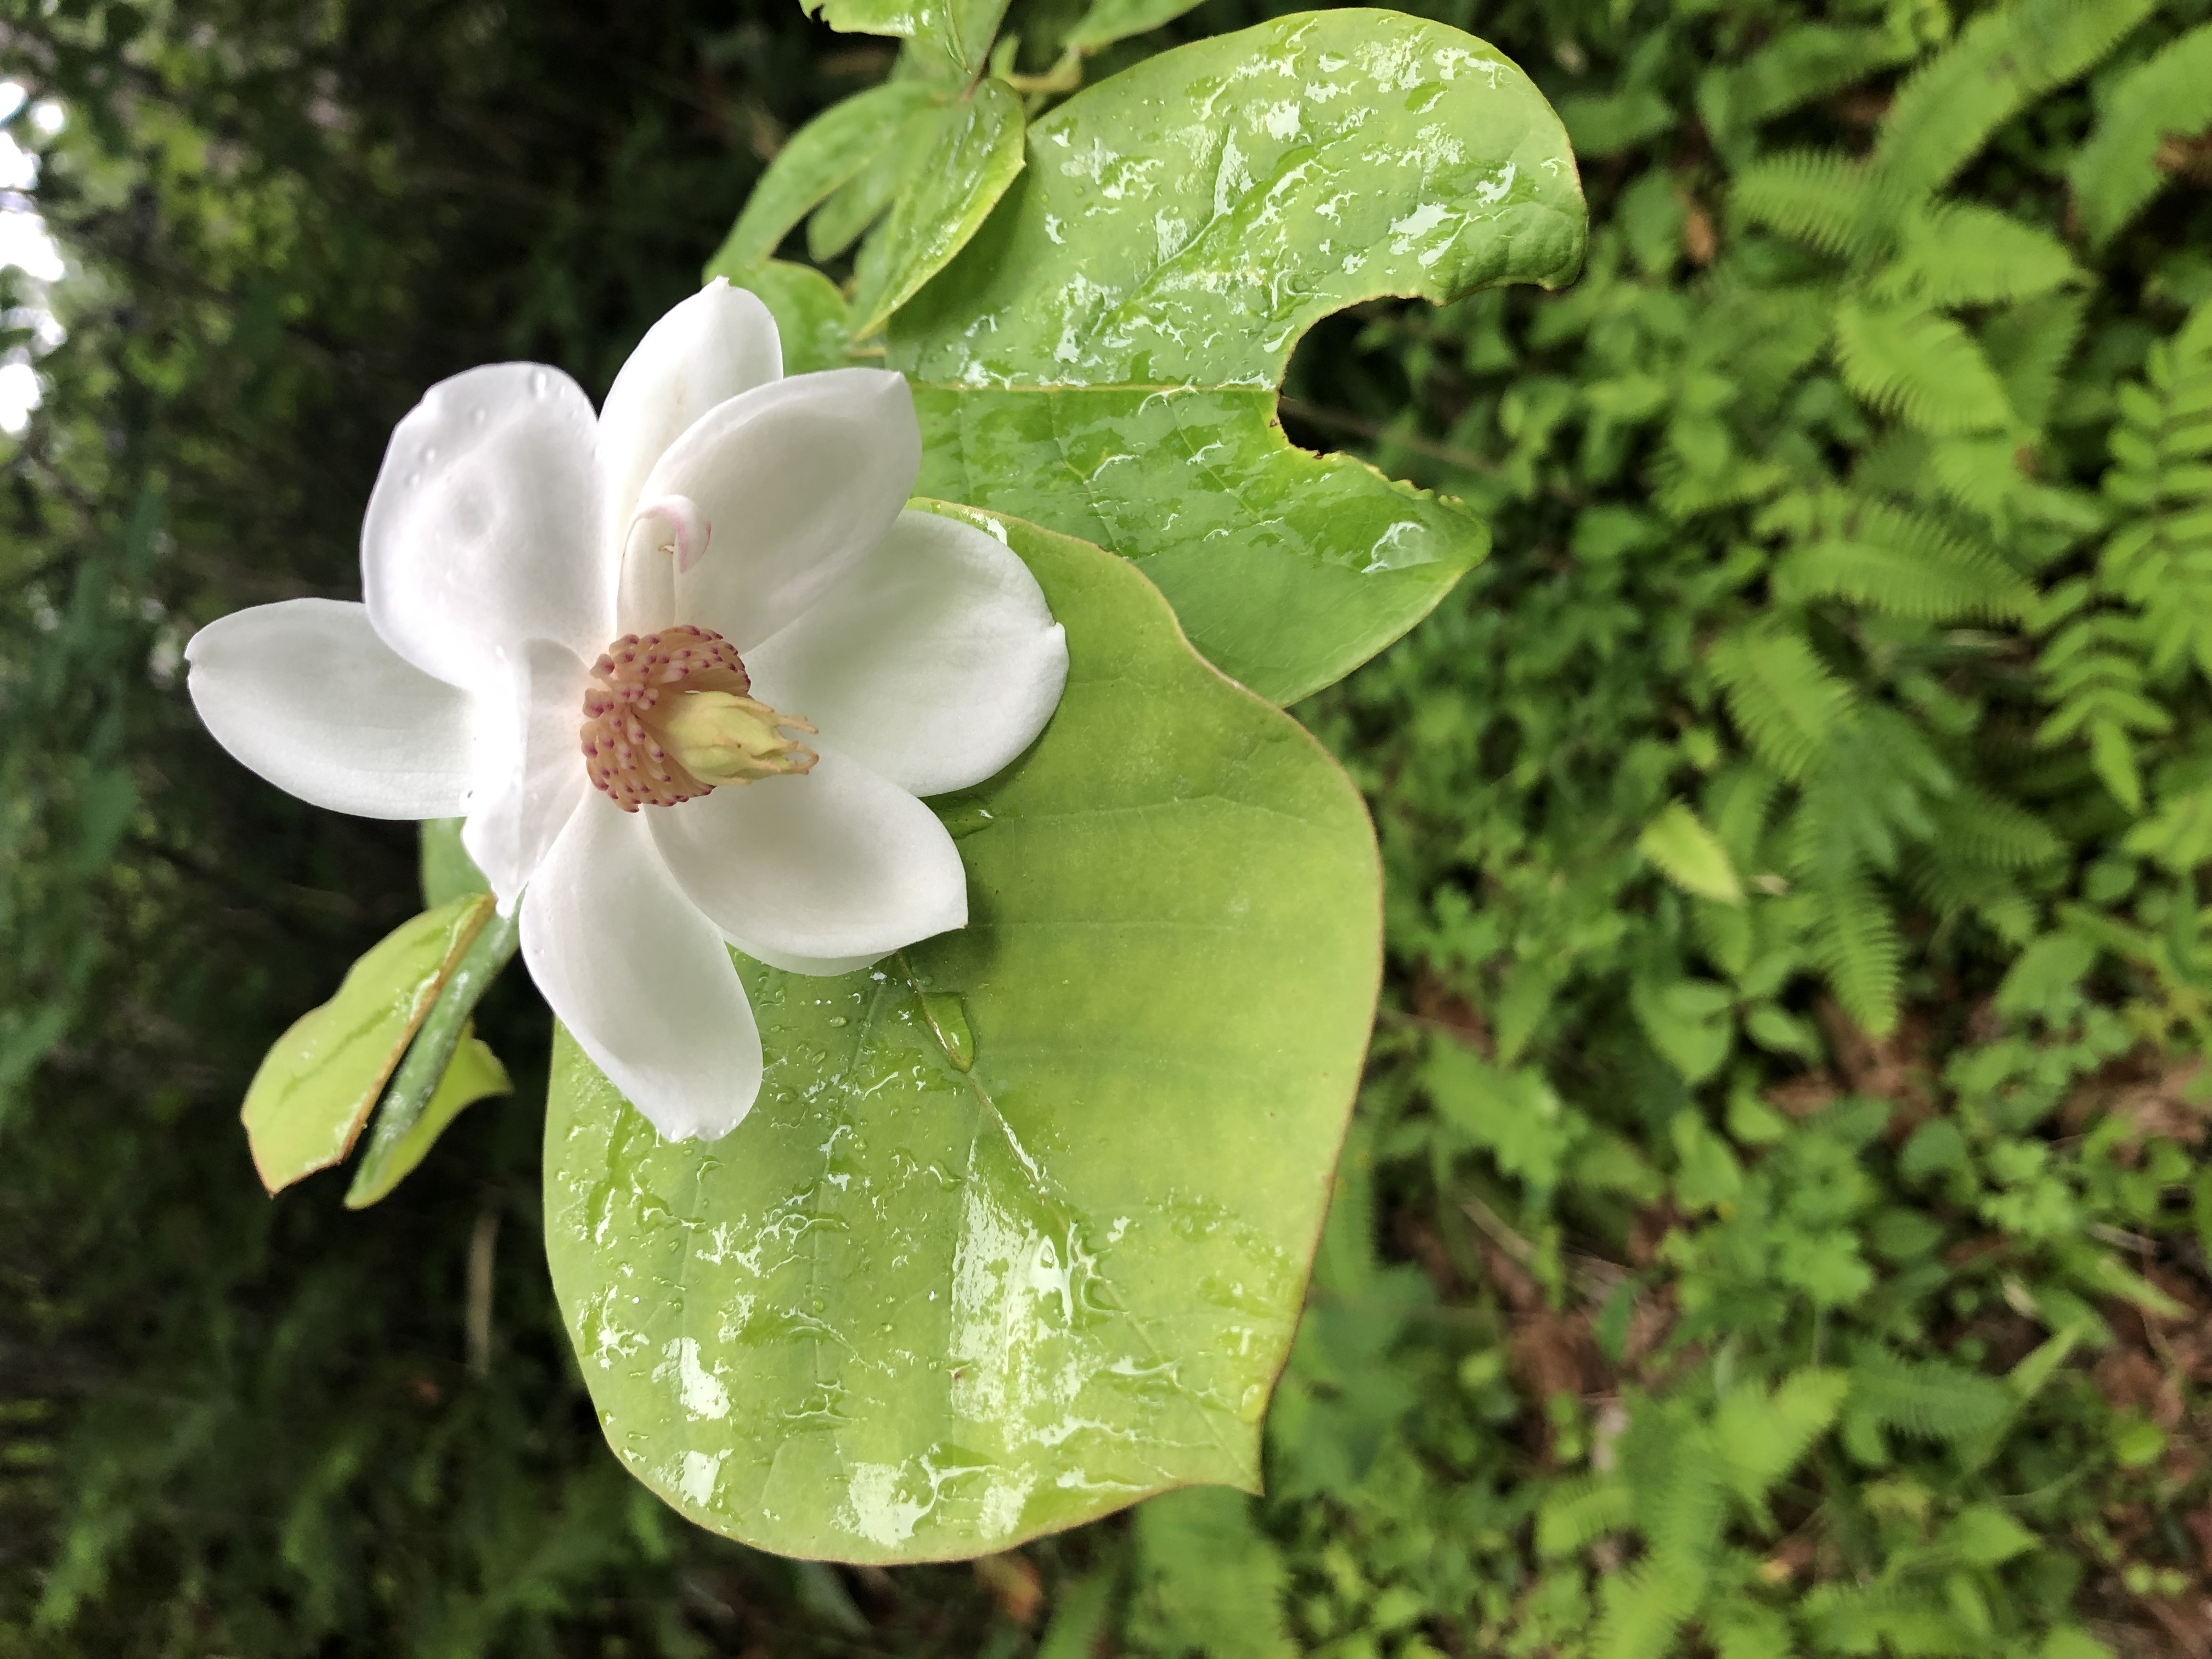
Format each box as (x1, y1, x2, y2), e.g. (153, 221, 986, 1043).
(520, 793, 764, 1142)
(362, 362, 609, 691)
(721, 933, 885, 978)
(646, 746, 966, 962)
(185, 598, 475, 819)
(647, 368, 919, 647)
(461, 637, 591, 910)
(744, 510, 1068, 798)
(596, 280, 782, 550)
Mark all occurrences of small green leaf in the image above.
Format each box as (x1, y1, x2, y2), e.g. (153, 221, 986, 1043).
(1639, 802, 1744, 904)
(894, 8, 1585, 703)
(241, 895, 492, 1194)
(800, 0, 1010, 78)
(1061, 0, 1204, 54)
(848, 80, 1026, 340)
(1634, 980, 1736, 1085)
(545, 504, 1381, 1560)
(707, 258, 853, 374)
(713, 82, 945, 271)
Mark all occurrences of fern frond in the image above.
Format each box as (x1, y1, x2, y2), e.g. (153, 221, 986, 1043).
(1925, 788, 2064, 869)
(1872, 0, 2158, 212)
(1699, 25, 1914, 140)
(1869, 201, 2081, 309)
(1708, 627, 1855, 780)
(1983, 292, 2091, 433)
(2123, 785, 2212, 874)
(2070, 22, 2212, 248)
(1773, 539, 2029, 620)
(1596, 1564, 1707, 1659)
(1712, 1369, 1849, 1508)
(1536, 1476, 1635, 1558)
(1805, 864, 1903, 1034)
(1832, 302, 2016, 437)
(1847, 1352, 2013, 1441)
(1905, 853, 2038, 944)
(1730, 150, 1871, 259)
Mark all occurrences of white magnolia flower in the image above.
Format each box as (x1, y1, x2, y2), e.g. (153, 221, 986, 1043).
(186, 281, 1068, 1140)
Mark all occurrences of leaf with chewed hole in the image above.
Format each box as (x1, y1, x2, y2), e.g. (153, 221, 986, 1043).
(545, 503, 1380, 1561)
(891, 8, 1585, 702)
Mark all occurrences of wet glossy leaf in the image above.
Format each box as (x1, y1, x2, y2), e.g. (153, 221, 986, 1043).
(240, 894, 492, 1194)
(714, 82, 945, 270)
(545, 503, 1381, 1561)
(849, 81, 1026, 341)
(892, 8, 1586, 703)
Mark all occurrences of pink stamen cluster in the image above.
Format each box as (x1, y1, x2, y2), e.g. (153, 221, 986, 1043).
(580, 625, 753, 811)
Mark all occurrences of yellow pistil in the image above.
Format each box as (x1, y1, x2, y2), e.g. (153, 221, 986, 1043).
(657, 690, 818, 786)
(579, 624, 816, 811)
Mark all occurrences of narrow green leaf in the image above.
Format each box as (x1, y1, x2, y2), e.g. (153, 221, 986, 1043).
(893, 8, 1586, 703)
(544, 504, 1381, 1560)
(1639, 802, 1744, 904)
(240, 895, 492, 1194)
(345, 1030, 510, 1210)
(1062, 0, 1204, 54)
(809, 96, 952, 261)
(849, 81, 1026, 339)
(713, 82, 944, 271)
(345, 907, 521, 1209)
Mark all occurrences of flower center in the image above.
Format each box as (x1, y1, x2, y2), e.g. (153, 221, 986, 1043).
(579, 624, 817, 812)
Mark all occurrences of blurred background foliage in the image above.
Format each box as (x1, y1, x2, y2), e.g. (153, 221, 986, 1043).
(4, 0, 2212, 1653)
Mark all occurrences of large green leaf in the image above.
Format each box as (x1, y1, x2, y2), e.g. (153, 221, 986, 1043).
(545, 502, 1381, 1561)
(848, 81, 1026, 341)
(240, 894, 492, 1193)
(891, 9, 1585, 703)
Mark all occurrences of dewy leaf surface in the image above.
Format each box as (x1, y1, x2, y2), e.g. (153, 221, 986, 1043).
(892, 9, 1586, 703)
(240, 894, 492, 1193)
(545, 503, 1381, 1562)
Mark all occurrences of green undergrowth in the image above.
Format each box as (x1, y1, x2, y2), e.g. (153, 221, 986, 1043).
(5, 0, 2212, 1652)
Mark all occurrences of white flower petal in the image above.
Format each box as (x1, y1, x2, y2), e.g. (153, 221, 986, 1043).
(520, 793, 764, 1142)
(650, 368, 919, 648)
(744, 510, 1068, 798)
(596, 280, 782, 552)
(647, 746, 966, 962)
(362, 362, 608, 690)
(720, 933, 885, 978)
(461, 638, 591, 910)
(185, 598, 475, 819)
